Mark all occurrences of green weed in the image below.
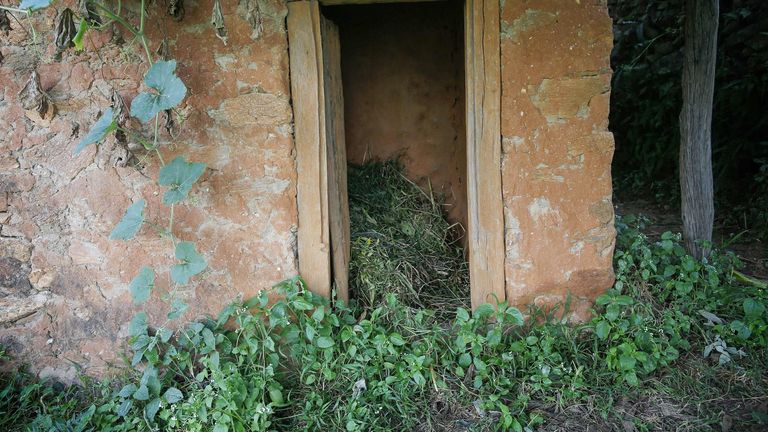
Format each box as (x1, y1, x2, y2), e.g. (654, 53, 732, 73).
(2, 217, 767, 431)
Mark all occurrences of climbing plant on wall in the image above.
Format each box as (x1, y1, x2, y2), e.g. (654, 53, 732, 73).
(1, 0, 214, 413)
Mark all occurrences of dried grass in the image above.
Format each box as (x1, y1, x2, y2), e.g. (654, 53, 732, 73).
(347, 160, 470, 315)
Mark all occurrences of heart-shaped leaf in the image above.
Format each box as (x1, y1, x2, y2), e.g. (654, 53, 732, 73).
(167, 298, 189, 320)
(145, 397, 161, 420)
(128, 312, 148, 336)
(170, 241, 206, 284)
(19, 0, 52, 11)
(130, 60, 186, 123)
(129, 267, 154, 304)
(75, 108, 116, 154)
(163, 387, 183, 404)
(110, 199, 145, 240)
(158, 156, 206, 205)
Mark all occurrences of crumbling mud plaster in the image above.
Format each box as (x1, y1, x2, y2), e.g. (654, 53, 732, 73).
(500, 0, 616, 320)
(0, 0, 297, 379)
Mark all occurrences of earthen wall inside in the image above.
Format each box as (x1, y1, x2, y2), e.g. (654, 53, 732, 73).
(326, 1, 467, 228)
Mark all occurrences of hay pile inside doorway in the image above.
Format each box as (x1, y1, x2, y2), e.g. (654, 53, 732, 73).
(347, 161, 470, 314)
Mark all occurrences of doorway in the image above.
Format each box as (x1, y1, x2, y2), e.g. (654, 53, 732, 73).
(287, 0, 504, 309)
(325, 1, 467, 230)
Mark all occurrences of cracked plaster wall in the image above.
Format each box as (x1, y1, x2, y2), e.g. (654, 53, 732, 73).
(500, 0, 616, 320)
(0, 0, 296, 380)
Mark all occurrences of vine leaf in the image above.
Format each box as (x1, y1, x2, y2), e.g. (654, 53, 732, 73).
(130, 60, 186, 123)
(75, 108, 116, 154)
(167, 298, 189, 320)
(128, 312, 149, 337)
(132, 384, 149, 401)
(118, 384, 137, 398)
(158, 156, 206, 205)
(19, 0, 53, 11)
(145, 398, 161, 420)
(117, 399, 132, 417)
(163, 387, 183, 404)
(110, 199, 145, 240)
(129, 267, 154, 304)
(170, 241, 206, 284)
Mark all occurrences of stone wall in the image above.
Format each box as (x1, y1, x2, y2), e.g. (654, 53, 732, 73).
(500, 0, 616, 320)
(0, 0, 615, 377)
(0, 0, 297, 380)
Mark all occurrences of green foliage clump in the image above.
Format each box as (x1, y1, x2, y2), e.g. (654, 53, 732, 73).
(347, 161, 469, 314)
(610, 216, 768, 354)
(3, 216, 767, 431)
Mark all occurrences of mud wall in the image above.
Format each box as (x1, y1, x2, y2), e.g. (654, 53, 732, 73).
(499, 0, 616, 320)
(0, 0, 297, 380)
(327, 1, 467, 227)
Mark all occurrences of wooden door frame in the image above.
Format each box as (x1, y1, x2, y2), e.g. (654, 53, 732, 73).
(287, 0, 505, 309)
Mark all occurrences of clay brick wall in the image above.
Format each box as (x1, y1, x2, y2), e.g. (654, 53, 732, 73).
(0, 0, 615, 378)
(500, 0, 616, 320)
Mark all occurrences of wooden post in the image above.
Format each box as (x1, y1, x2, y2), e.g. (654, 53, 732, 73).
(465, 0, 506, 309)
(321, 17, 351, 302)
(287, 1, 332, 297)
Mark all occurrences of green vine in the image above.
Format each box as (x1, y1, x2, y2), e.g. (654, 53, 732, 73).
(13, 0, 209, 408)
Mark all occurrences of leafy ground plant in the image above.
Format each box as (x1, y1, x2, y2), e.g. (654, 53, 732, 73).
(2, 215, 767, 431)
(1, 4, 766, 429)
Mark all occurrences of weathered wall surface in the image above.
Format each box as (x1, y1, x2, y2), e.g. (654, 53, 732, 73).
(328, 2, 467, 227)
(500, 0, 616, 320)
(0, 0, 297, 380)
